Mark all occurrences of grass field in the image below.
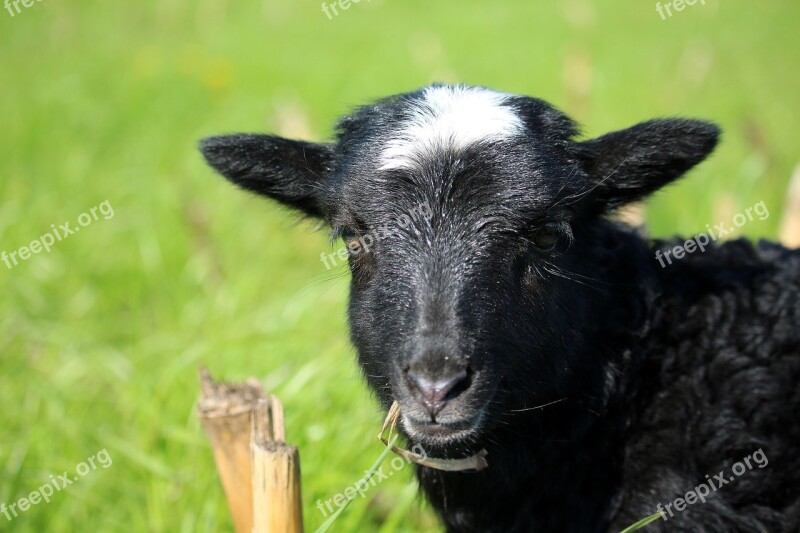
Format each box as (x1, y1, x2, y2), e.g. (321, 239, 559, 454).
(1, 1, 798, 531)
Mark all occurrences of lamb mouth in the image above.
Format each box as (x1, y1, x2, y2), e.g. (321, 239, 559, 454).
(379, 401, 489, 471)
(401, 407, 487, 447)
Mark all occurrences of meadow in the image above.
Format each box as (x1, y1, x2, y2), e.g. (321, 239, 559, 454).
(1, 1, 798, 531)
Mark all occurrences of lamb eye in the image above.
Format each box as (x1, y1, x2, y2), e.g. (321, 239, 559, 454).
(532, 221, 568, 251)
(339, 227, 360, 243)
(338, 226, 366, 254)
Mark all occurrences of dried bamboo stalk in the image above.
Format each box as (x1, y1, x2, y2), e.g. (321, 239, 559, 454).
(198, 369, 304, 533)
(251, 399, 304, 533)
(779, 164, 800, 248)
(197, 368, 265, 533)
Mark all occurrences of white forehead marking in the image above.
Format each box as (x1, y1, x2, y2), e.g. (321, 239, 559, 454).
(378, 85, 524, 171)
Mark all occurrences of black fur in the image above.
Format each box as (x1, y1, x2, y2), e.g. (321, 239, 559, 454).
(200, 84, 800, 532)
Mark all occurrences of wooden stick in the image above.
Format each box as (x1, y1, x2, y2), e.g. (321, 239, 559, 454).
(779, 164, 800, 248)
(269, 394, 285, 443)
(251, 399, 304, 533)
(198, 369, 305, 533)
(197, 368, 265, 533)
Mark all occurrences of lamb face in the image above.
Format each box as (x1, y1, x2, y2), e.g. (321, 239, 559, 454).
(200, 84, 719, 452)
(327, 86, 596, 450)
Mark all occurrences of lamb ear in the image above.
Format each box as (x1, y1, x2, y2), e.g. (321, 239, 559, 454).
(576, 119, 720, 209)
(199, 134, 333, 218)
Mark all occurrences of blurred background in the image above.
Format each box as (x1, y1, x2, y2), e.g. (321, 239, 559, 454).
(0, 0, 798, 531)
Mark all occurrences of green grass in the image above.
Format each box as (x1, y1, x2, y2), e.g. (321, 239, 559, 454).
(618, 513, 664, 533)
(0, 0, 797, 531)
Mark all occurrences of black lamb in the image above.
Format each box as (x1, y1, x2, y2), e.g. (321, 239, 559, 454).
(200, 84, 800, 532)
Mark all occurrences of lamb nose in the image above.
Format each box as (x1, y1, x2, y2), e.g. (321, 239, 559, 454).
(406, 369, 469, 417)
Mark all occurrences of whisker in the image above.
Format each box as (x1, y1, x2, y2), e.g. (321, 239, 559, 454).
(509, 397, 568, 413)
(554, 156, 631, 207)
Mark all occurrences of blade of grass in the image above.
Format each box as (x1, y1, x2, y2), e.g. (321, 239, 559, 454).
(313, 435, 399, 533)
(619, 512, 664, 533)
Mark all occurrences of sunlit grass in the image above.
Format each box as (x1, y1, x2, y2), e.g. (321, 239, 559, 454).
(0, 1, 797, 531)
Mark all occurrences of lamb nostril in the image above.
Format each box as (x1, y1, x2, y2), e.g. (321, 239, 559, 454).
(406, 369, 470, 417)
